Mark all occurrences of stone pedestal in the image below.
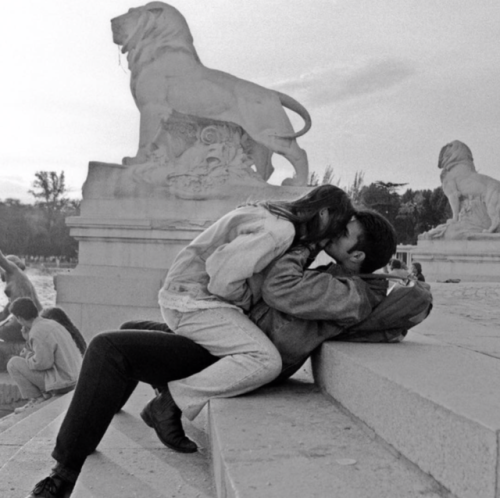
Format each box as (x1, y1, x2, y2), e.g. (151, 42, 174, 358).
(411, 238, 500, 282)
(55, 161, 309, 339)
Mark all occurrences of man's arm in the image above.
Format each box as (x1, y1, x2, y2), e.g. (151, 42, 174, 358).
(0, 249, 16, 276)
(0, 304, 10, 322)
(261, 246, 377, 327)
(26, 326, 56, 371)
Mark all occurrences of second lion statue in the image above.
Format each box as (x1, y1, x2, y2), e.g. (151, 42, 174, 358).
(111, 2, 312, 186)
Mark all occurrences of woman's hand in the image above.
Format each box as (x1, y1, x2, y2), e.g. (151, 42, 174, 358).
(303, 239, 331, 267)
(306, 239, 331, 257)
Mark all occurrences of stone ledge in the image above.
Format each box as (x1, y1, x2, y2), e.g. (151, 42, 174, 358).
(209, 379, 453, 498)
(312, 331, 500, 498)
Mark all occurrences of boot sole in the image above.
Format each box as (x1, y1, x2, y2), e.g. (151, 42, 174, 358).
(140, 406, 197, 454)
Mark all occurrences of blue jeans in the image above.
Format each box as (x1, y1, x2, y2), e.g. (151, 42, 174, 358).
(164, 307, 282, 420)
(52, 321, 218, 476)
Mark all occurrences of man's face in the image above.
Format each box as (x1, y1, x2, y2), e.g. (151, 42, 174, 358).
(324, 219, 363, 269)
(13, 315, 31, 332)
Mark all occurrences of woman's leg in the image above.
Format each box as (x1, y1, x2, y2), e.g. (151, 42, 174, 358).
(165, 307, 282, 420)
(7, 356, 46, 399)
(51, 329, 218, 478)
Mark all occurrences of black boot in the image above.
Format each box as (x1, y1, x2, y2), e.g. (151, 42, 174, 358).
(25, 472, 74, 498)
(140, 387, 197, 453)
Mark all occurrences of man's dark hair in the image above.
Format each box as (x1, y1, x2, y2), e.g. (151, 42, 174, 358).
(349, 210, 397, 273)
(9, 297, 39, 321)
(390, 258, 402, 270)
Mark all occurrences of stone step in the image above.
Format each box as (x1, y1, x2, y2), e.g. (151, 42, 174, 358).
(0, 372, 22, 409)
(208, 375, 454, 498)
(0, 382, 215, 498)
(2, 330, 489, 498)
(312, 330, 500, 498)
(0, 394, 71, 470)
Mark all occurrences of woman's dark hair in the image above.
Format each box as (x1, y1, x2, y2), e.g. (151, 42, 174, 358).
(10, 297, 39, 320)
(412, 262, 423, 274)
(259, 185, 355, 245)
(41, 307, 87, 356)
(350, 210, 397, 273)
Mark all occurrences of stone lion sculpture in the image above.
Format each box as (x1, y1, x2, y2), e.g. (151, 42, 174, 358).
(111, 2, 312, 186)
(438, 140, 500, 233)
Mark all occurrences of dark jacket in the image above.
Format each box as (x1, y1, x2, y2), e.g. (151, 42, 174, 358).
(249, 246, 388, 380)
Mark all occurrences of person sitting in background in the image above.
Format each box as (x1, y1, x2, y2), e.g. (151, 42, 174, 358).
(388, 258, 410, 279)
(410, 261, 426, 282)
(7, 298, 83, 414)
(0, 250, 43, 370)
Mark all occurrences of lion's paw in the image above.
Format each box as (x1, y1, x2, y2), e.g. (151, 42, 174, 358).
(122, 155, 149, 166)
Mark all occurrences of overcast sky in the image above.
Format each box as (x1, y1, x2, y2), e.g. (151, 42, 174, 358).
(1, 0, 499, 202)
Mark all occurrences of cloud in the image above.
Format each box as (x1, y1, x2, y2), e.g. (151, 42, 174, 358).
(272, 58, 416, 107)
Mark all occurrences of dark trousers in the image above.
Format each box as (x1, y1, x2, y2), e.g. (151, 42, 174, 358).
(52, 321, 218, 475)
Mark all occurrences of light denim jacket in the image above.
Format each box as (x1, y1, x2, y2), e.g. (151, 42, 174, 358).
(26, 317, 82, 392)
(249, 247, 388, 380)
(159, 205, 296, 313)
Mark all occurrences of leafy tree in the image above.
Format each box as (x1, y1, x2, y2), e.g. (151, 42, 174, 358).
(346, 171, 365, 206)
(0, 200, 33, 255)
(308, 166, 339, 187)
(306, 165, 454, 244)
(0, 171, 79, 260)
(358, 182, 402, 233)
(29, 171, 69, 235)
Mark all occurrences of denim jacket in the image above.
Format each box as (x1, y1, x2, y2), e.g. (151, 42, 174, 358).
(249, 246, 388, 380)
(159, 205, 295, 314)
(26, 317, 82, 392)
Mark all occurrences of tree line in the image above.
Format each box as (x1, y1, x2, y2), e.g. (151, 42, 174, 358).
(0, 172, 79, 261)
(0, 169, 451, 262)
(310, 168, 451, 245)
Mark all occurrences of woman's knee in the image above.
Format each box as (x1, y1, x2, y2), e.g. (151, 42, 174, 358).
(256, 343, 282, 382)
(7, 356, 26, 376)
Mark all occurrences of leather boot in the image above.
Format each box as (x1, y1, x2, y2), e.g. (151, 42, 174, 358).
(140, 387, 197, 453)
(25, 473, 74, 498)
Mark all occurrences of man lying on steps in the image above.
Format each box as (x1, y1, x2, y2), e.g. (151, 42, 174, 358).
(25, 209, 402, 498)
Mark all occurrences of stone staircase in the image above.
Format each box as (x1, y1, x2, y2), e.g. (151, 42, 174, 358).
(0, 327, 499, 497)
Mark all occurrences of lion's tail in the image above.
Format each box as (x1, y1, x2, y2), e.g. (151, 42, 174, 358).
(275, 92, 312, 139)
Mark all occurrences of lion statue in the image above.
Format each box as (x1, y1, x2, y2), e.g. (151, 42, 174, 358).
(438, 140, 500, 233)
(111, 2, 312, 186)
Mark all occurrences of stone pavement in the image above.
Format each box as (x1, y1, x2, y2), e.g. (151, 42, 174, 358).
(414, 281, 500, 359)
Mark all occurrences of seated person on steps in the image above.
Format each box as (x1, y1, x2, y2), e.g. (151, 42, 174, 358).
(0, 250, 43, 371)
(7, 298, 83, 414)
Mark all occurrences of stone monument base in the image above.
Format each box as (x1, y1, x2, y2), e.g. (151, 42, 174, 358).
(411, 237, 500, 282)
(56, 161, 310, 339)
